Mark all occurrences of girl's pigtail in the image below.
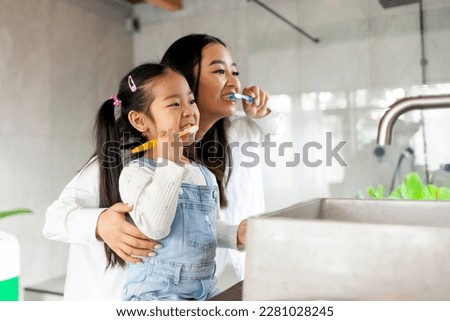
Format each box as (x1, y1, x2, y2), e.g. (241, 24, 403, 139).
(94, 98, 126, 268)
(89, 64, 169, 269)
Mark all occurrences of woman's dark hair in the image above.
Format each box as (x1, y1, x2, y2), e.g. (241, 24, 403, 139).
(91, 63, 171, 268)
(161, 34, 232, 208)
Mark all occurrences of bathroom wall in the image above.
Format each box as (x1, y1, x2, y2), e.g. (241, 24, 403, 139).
(133, 0, 450, 211)
(0, 0, 133, 288)
(133, 0, 450, 92)
(1, 0, 449, 293)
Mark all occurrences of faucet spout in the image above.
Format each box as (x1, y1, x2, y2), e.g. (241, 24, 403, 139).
(377, 94, 450, 145)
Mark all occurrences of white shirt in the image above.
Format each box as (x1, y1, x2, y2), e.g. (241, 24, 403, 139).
(43, 158, 124, 300)
(216, 110, 285, 279)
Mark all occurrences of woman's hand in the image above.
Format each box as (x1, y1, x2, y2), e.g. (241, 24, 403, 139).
(242, 86, 271, 118)
(237, 219, 248, 250)
(96, 203, 160, 263)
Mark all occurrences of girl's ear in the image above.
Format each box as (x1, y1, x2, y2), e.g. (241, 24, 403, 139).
(128, 110, 148, 133)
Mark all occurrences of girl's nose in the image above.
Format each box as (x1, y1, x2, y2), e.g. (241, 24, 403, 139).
(182, 104, 194, 117)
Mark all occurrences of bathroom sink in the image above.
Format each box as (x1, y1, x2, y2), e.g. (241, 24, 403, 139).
(243, 198, 450, 300)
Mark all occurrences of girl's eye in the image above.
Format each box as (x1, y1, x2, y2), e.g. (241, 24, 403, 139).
(232, 71, 240, 76)
(214, 69, 225, 75)
(169, 102, 180, 107)
(189, 99, 196, 105)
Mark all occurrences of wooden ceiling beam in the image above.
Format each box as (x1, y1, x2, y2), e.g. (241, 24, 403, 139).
(127, 0, 183, 12)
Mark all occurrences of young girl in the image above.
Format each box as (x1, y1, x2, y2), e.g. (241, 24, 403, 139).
(97, 63, 220, 300)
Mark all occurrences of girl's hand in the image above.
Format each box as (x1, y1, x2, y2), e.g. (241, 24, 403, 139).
(154, 129, 187, 164)
(242, 86, 271, 118)
(96, 203, 160, 263)
(237, 219, 248, 250)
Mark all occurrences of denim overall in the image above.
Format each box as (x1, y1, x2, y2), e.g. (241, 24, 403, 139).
(122, 158, 219, 301)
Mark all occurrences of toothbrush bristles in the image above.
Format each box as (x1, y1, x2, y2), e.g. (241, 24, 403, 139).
(180, 125, 198, 136)
(230, 93, 254, 102)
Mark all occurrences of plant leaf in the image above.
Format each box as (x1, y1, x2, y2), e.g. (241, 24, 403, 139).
(424, 184, 439, 200)
(438, 187, 450, 200)
(367, 186, 377, 198)
(367, 172, 450, 201)
(404, 173, 424, 200)
(0, 208, 32, 219)
(399, 181, 408, 199)
(388, 188, 402, 199)
(367, 185, 384, 199)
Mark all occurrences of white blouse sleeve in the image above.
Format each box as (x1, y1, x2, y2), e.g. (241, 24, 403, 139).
(249, 110, 286, 139)
(119, 159, 188, 240)
(229, 110, 286, 143)
(43, 158, 105, 245)
(216, 220, 240, 251)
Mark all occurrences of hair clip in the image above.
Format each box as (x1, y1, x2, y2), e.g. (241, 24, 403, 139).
(128, 75, 137, 92)
(110, 95, 121, 108)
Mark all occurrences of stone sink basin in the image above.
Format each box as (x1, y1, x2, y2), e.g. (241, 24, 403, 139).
(243, 198, 450, 300)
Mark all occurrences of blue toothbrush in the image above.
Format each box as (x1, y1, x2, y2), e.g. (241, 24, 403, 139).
(229, 93, 255, 103)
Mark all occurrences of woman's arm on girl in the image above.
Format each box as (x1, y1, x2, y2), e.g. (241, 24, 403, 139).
(43, 159, 158, 263)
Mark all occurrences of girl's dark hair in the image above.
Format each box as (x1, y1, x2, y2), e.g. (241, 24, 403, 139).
(92, 63, 171, 268)
(161, 34, 232, 208)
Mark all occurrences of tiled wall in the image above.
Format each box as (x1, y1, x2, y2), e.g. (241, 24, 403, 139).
(133, 0, 450, 92)
(0, 0, 133, 287)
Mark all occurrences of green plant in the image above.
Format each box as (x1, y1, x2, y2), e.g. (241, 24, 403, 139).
(0, 208, 32, 220)
(367, 172, 450, 200)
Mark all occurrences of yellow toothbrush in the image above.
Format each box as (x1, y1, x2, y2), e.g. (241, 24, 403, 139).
(131, 125, 198, 154)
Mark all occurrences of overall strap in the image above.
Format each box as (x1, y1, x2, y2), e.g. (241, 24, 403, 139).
(197, 163, 215, 186)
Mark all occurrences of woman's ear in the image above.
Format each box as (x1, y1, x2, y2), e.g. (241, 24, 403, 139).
(128, 110, 148, 133)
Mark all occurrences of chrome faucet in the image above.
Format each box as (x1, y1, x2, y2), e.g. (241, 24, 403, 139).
(377, 94, 450, 145)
